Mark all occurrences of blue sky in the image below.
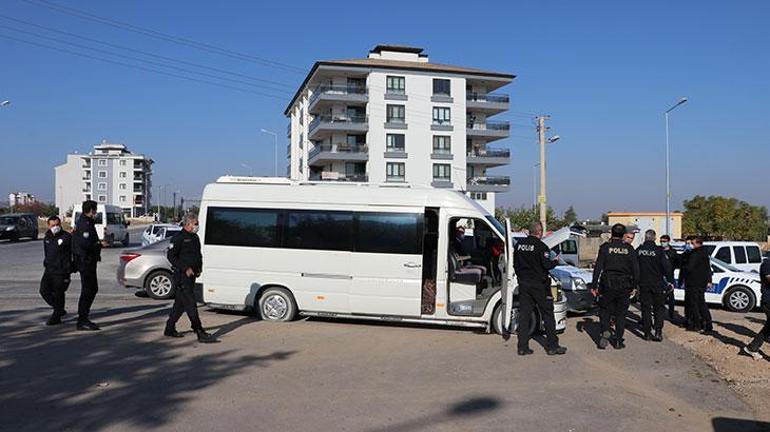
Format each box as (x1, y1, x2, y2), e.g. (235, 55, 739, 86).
(1, 0, 768, 218)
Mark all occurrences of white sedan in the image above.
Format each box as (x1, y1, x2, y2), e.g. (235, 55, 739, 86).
(674, 258, 762, 313)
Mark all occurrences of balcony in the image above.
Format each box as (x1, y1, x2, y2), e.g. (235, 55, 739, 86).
(133, 175, 144, 182)
(308, 115, 368, 140)
(286, 122, 291, 138)
(466, 93, 510, 114)
(309, 172, 368, 182)
(308, 143, 368, 166)
(82, 174, 91, 180)
(466, 148, 511, 167)
(466, 120, 510, 141)
(308, 85, 368, 113)
(466, 176, 511, 193)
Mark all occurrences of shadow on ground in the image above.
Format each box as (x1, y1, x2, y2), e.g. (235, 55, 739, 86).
(712, 417, 770, 432)
(366, 395, 503, 432)
(0, 306, 294, 431)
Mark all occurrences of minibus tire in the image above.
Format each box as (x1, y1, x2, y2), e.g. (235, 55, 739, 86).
(492, 303, 537, 337)
(258, 287, 297, 322)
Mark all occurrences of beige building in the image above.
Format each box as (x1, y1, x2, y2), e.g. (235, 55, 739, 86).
(607, 212, 683, 240)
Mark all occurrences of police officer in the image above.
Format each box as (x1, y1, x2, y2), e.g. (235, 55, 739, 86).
(40, 215, 73, 325)
(743, 257, 770, 360)
(683, 237, 713, 333)
(164, 213, 216, 343)
(513, 221, 566, 356)
(659, 234, 680, 321)
(591, 223, 640, 350)
(637, 229, 674, 341)
(72, 200, 104, 331)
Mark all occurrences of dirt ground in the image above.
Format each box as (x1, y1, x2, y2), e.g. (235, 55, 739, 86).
(664, 307, 770, 423)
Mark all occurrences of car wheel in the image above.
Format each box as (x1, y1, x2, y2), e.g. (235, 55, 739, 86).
(492, 303, 537, 337)
(10, 234, 19, 242)
(258, 287, 297, 322)
(122, 233, 130, 247)
(144, 270, 175, 300)
(724, 286, 755, 313)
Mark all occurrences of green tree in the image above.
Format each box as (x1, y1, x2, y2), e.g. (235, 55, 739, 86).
(682, 195, 768, 241)
(495, 206, 567, 231)
(563, 206, 578, 225)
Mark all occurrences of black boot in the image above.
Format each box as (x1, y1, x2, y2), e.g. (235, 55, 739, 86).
(46, 312, 62, 326)
(612, 338, 626, 350)
(76, 319, 100, 331)
(598, 331, 611, 350)
(164, 327, 184, 338)
(546, 346, 567, 356)
(517, 347, 534, 356)
(652, 330, 663, 342)
(196, 329, 217, 343)
(643, 332, 652, 341)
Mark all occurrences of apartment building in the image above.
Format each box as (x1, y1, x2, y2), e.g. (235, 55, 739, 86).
(55, 141, 153, 217)
(8, 192, 37, 208)
(284, 45, 514, 212)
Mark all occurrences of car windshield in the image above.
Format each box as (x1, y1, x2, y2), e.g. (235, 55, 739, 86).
(711, 257, 742, 273)
(0, 216, 19, 225)
(485, 215, 505, 237)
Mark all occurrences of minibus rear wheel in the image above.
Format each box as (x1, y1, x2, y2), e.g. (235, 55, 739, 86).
(258, 287, 297, 322)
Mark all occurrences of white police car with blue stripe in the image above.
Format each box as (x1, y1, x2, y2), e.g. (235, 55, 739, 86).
(674, 257, 762, 313)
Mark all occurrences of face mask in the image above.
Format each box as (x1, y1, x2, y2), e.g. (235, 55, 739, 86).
(685, 244, 693, 251)
(191, 225, 200, 234)
(50, 226, 61, 235)
(661, 242, 669, 248)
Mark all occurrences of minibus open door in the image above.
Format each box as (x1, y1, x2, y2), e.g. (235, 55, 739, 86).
(500, 218, 514, 336)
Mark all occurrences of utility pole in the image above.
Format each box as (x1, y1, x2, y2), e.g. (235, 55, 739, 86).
(537, 115, 549, 232)
(172, 191, 177, 221)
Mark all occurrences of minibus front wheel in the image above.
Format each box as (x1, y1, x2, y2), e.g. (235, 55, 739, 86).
(258, 287, 298, 322)
(492, 303, 538, 337)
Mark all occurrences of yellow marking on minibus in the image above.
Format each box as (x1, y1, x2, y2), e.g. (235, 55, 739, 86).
(436, 303, 444, 308)
(316, 295, 326, 300)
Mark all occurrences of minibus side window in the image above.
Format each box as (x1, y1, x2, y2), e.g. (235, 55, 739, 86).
(355, 213, 422, 254)
(285, 211, 353, 251)
(205, 207, 281, 247)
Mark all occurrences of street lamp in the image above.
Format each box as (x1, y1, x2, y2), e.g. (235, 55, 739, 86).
(664, 97, 688, 237)
(260, 128, 278, 177)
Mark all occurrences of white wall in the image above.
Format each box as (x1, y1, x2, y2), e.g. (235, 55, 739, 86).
(54, 154, 83, 217)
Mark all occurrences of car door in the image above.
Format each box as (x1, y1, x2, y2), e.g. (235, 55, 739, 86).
(500, 218, 514, 335)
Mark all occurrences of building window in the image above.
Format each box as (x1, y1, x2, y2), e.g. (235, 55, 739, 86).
(470, 192, 487, 200)
(98, 182, 107, 190)
(119, 172, 127, 178)
(433, 79, 451, 96)
(433, 136, 451, 154)
(432, 107, 451, 125)
(119, 160, 126, 166)
(98, 159, 107, 166)
(119, 183, 127, 190)
(98, 195, 106, 202)
(386, 76, 405, 94)
(386, 104, 405, 124)
(119, 195, 126, 202)
(98, 171, 107, 178)
(386, 162, 405, 182)
(386, 134, 405, 152)
(433, 164, 451, 181)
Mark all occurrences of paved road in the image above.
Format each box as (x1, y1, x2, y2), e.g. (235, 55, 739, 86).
(0, 231, 767, 432)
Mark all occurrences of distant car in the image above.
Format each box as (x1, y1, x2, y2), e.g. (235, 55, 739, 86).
(674, 257, 763, 313)
(117, 238, 175, 299)
(140, 223, 182, 246)
(0, 213, 38, 241)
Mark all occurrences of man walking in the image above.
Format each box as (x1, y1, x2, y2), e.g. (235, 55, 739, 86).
(743, 257, 770, 360)
(40, 215, 73, 325)
(591, 224, 640, 349)
(684, 237, 713, 333)
(72, 200, 103, 331)
(513, 221, 566, 356)
(164, 213, 216, 343)
(659, 234, 680, 321)
(637, 229, 674, 341)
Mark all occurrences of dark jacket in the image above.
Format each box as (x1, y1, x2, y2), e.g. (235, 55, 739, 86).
(167, 229, 202, 276)
(684, 247, 712, 289)
(636, 241, 674, 288)
(43, 229, 73, 275)
(513, 235, 557, 285)
(591, 238, 640, 288)
(678, 249, 692, 286)
(663, 247, 680, 270)
(760, 259, 770, 304)
(72, 214, 101, 266)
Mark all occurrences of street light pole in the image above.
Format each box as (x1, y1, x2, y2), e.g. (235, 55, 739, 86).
(664, 97, 688, 237)
(260, 129, 278, 177)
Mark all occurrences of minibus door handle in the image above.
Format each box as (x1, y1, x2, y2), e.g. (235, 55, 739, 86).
(403, 262, 422, 269)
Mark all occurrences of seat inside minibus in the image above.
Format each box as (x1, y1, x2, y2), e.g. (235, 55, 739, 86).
(447, 218, 505, 316)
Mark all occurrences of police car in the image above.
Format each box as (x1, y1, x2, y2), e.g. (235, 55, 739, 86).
(674, 257, 763, 313)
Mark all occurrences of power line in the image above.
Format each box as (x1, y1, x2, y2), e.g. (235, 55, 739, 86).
(0, 23, 291, 96)
(0, 14, 296, 90)
(0, 32, 288, 99)
(20, 0, 306, 74)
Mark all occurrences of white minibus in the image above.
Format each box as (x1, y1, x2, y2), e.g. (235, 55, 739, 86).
(73, 203, 130, 247)
(198, 177, 567, 335)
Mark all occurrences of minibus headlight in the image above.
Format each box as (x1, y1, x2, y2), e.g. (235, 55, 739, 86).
(572, 277, 588, 291)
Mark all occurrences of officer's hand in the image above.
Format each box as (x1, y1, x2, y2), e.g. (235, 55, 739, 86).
(591, 288, 598, 297)
(707, 282, 712, 289)
(101, 240, 109, 247)
(185, 268, 194, 277)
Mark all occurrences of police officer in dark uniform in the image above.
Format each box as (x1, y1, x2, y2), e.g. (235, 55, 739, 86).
(513, 221, 566, 356)
(683, 237, 713, 333)
(659, 234, 680, 321)
(72, 200, 103, 331)
(637, 229, 674, 341)
(164, 213, 216, 343)
(591, 223, 640, 350)
(40, 215, 73, 325)
(743, 258, 770, 360)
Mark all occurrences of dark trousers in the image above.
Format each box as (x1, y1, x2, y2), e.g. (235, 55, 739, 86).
(599, 286, 631, 341)
(687, 286, 713, 331)
(77, 263, 99, 322)
(166, 273, 203, 332)
(748, 302, 770, 352)
(640, 285, 666, 334)
(666, 283, 677, 320)
(517, 282, 558, 350)
(40, 271, 70, 314)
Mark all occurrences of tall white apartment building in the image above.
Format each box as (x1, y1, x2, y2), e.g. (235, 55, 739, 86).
(55, 141, 153, 217)
(284, 45, 514, 212)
